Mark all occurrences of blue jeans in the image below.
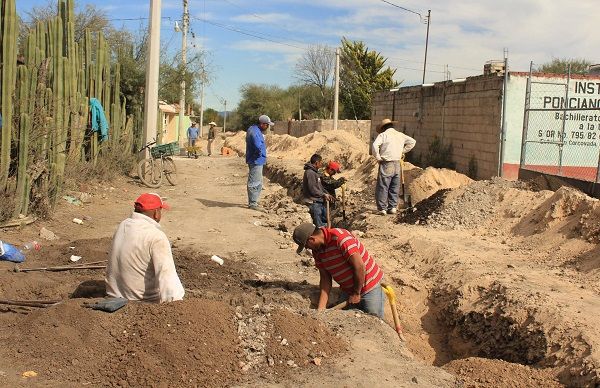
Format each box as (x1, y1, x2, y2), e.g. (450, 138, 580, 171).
(309, 201, 327, 227)
(376, 161, 400, 211)
(247, 164, 263, 206)
(341, 282, 385, 318)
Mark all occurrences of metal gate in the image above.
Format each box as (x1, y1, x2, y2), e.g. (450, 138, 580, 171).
(520, 63, 600, 183)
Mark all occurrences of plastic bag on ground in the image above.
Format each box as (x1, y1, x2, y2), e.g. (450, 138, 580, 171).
(0, 241, 25, 263)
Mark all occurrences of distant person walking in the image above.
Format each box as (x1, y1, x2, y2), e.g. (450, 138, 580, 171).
(207, 121, 217, 156)
(372, 119, 416, 215)
(187, 122, 199, 157)
(246, 114, 273, 211)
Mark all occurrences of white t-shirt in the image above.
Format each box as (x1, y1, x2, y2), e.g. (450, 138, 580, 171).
(372, 128, 416, 161)
(105, 212, 185, 303)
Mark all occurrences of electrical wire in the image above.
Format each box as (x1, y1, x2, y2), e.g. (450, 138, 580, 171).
(219, 0, 309, 47)
(191, 17, 306, 50)
(379, 0, 425, 20)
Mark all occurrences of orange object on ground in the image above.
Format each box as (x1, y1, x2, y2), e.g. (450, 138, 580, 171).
(221, 147, 234, 156)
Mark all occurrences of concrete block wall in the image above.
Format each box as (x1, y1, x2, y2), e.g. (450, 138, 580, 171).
(271, 119, 371, 143)
(371, 75, 504, 179)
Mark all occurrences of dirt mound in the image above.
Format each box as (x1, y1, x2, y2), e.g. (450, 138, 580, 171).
(443, 357, 562, 387)
(226, 130, 372, 170)
(512, 187, 600, 240)
(0, 299, 242, 387)
(409, 167, 472, 204)
(0, 240, 347, 386)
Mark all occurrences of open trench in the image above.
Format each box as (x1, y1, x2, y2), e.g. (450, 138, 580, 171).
(261, 162, 597, 388)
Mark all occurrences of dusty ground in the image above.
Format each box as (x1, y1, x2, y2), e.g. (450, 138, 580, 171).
(0, 130, 598, 387)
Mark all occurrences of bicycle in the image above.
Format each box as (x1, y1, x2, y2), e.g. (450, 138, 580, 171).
(137, 140, 178, 188)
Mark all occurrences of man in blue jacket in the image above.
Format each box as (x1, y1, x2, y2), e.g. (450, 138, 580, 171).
(246, 114, 273, 211)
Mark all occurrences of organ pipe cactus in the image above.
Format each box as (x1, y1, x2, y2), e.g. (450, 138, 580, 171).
(1, 0, 17, 192)
(13, 65, 30, 217)
(1, 0, 139, 220)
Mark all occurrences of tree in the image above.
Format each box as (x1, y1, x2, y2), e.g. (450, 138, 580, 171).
(234, 84, 291, 130)
(294, 44, 335, 118)
(21, 0, 111, 42)
(339, 37, 399, 120)
(535, 58, 592, 75)
(202, 108, 221, 126)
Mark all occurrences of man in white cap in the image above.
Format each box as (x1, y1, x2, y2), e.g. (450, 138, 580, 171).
(105, 193, 185, 303)
(245, 114, 273, 212)
(207, 121, 217, 156)
(372, 119, 416, 215)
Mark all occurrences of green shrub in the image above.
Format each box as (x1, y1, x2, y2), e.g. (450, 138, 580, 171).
(426, 136, 455, 169)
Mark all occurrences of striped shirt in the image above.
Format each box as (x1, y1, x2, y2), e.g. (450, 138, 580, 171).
(313, 227, 383, 295)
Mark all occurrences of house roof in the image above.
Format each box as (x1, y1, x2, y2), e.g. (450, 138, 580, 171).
(159, 101, 180, 114)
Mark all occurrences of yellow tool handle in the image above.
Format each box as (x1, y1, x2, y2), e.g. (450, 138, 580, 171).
(382, 283, 406, 342)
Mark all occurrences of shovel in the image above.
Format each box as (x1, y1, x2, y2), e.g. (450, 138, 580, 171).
(341, 184, 347, 221)
(326, 199, 332, 228)
(381, 282, 406, 341)
(400, 157, 413, 210)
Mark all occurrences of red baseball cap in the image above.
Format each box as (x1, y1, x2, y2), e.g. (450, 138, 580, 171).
(327, 161, 341, 173)
(134, 193, 170, 211)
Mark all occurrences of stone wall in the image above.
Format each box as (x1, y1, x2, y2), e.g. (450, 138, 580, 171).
(271, 119, 371, 143)
(371, 75, 504, 179)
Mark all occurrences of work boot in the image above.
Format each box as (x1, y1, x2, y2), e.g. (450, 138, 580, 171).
(387, 208, 397, 214)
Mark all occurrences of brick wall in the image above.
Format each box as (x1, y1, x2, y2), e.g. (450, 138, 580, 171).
(371, 75, 504, 179)
(271, 119, 371, 143)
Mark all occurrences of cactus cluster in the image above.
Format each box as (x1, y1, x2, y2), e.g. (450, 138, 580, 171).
(0, 0, 139, 219)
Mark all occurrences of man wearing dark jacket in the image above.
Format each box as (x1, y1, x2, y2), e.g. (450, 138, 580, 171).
(302, 154, 333, 227)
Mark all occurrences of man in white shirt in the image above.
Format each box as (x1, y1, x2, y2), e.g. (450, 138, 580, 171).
(372, 119, 416, 215)
(105, 193, 185, 303)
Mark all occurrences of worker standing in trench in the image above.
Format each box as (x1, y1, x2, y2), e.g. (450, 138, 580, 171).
(302, 154, 334, 227)
(372, 118, 416, 215)
(292, 223, 385, 318)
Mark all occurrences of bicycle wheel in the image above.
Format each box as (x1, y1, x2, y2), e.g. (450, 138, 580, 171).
(163, 157, 178, 186)
(137, 158, 162, 188)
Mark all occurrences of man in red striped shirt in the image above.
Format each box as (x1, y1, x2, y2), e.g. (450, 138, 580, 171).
(293, 223, 385, 318)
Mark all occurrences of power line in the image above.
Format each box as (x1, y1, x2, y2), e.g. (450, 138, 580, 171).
(220, 0, 309, 46)
(107, 16, 172, 22)
(379, 0, 425, 20)
(191, 17, 306, 50)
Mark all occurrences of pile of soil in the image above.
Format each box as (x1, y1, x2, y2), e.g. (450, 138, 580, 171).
(0, 298, 242, 387)
(443, 357, 562, 388)
(408, 167, 472, 204)
(0, 240, 348, 386)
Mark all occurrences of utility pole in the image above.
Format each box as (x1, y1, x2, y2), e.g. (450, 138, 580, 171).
(142, 0, 161, 159)
(333, 47, 340, 130)
(223, 100, 227, 132)
(421, 9, 431, 84)
(178, 0, 189, 147)
(198, 62, 205, 137)
(198, 81, 205, 137)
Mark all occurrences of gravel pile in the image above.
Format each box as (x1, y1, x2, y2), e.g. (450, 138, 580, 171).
(399, 178, 528, 229)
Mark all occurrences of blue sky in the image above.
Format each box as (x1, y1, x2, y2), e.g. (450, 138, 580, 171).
(16, 0, 600, 111)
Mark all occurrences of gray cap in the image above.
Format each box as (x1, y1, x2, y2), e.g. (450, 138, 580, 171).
(258, 114, 274, 126)
(293, 223, 317, 254)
